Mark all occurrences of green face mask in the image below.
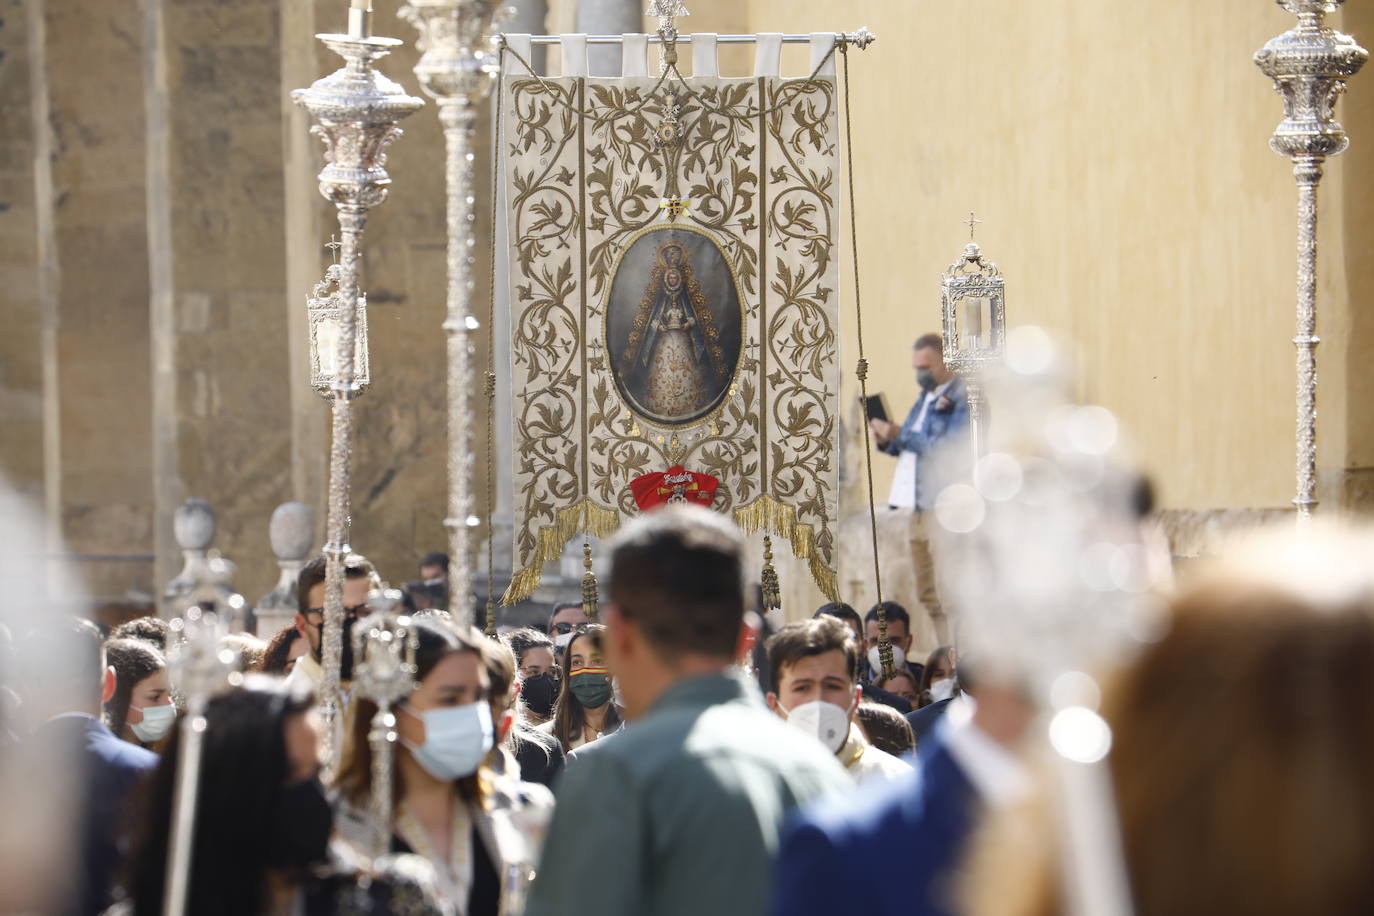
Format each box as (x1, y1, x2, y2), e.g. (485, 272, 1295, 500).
(569, 667, 612, 708)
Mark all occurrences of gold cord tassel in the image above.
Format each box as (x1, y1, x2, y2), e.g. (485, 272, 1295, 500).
(760, 536, 782, 613)
(876, 603, 896, 679)
(581, 542, 599, 621)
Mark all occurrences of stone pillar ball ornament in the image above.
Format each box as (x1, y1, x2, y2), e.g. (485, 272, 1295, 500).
(1254, 0, 1366, 524)
(164, 498, 217, 612)
(258, 501, 316, 621)
(292, 10, 424, 769)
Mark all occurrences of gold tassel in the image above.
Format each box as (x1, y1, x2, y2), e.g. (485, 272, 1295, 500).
(581, 542, 600, 620)
(502, 499, 622, 606)
(734, 496, 840, 602)
(760, 536, 781, 612)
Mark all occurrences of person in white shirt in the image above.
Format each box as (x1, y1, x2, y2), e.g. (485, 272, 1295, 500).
(765, 616, 912, 785)
(285, 552, 377, 702)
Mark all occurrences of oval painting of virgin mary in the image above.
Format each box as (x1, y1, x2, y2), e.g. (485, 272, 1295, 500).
(605, 226, 743, 427)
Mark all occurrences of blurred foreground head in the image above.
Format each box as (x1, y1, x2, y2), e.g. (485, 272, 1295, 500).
(966, 523, 1374, 916)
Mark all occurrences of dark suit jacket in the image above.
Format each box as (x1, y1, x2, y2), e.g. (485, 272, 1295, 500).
(859, 659, 926, 716)
(770, 730, 979, 916)
(31, 713, 157, 915)
(906, 697, 954, 749)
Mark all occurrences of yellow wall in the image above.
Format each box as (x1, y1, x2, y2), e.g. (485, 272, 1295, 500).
(710, 0, 1373, 514)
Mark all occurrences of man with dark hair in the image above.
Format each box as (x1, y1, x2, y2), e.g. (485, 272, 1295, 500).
(869, 333, 968, 643)
(24, 618, 157, 914)
(813, 602, 863, 646)
(860, 602, 925, 685)
(287, 552, 376, 695)
(403, 551, 451, 613)
(418, 551, 449, 582)
(546, 600, 587, 656)
(765, 617, 910, 785)
(526, 507, 849, 916)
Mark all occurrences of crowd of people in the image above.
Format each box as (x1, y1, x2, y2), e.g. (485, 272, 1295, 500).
(5, 500, 1374, 915)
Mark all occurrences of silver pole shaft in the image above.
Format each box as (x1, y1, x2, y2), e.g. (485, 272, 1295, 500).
(515, 32, 869, 46)
(161, 711, 206, 916)
(442, 101, 480, 618)
(321, 205, 366, 769)
(1293, 158, 1321, 525)
(368, 703, 396, 860)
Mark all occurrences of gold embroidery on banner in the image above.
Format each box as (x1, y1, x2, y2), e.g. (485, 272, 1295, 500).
(503, 72, 840, 605)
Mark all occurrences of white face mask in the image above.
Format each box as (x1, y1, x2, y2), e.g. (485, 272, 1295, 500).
(403, 701, 494, 781)
(554, 632, 574, 650)
(782, 700, 852, 754)
(928, 677, 956, 703)
(130, 703, 177, 743)
(867, 643, 906, 677)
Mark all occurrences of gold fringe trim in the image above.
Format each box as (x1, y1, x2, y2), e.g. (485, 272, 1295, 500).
(733, 495, 840, 603)
(502, 499, 621, 606)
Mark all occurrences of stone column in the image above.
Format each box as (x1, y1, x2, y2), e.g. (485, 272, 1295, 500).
(142, 0, 294, 604)
(24, 0, 156, 604)
(281, 0, 328, 537)
(576, 0, 640, 76)
(3, 0, 51, 520)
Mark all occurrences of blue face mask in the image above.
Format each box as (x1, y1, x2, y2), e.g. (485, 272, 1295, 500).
(403, 701, 494, 781)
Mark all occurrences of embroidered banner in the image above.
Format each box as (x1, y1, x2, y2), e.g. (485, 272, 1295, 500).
(500, 60, 840, 604)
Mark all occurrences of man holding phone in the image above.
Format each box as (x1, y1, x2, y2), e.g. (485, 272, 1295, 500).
(868, 333, 968, 642)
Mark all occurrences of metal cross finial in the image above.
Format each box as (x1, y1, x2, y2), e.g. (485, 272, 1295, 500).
(964, 212, 983, 241)
(327, 236, 341, 262)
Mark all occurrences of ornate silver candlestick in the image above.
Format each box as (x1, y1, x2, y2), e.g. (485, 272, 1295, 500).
(940, 215, 1006, 462)
(293, 18, 424, 768)
(351, 596, 419, 861)
(162, 599, 235, 916)
(400, 0, 504, 631)
(1254, 0, 1365, 524)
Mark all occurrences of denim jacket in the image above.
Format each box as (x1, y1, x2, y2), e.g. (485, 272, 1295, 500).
(879, 377, 970, 511)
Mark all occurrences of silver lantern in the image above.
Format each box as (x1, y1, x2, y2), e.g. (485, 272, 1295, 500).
(940, 215, 1006, 459)
(307, 252, 372, 395)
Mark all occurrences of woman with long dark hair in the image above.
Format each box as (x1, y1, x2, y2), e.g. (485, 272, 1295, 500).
(540, 624, 623, 754)
(102, 638, 175, 749)
(917, 645, 957, 709)
(257, 625, 308, 676)
(334, 619, 552, 913)
(119, 678, 447, 916)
